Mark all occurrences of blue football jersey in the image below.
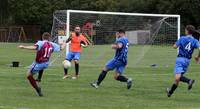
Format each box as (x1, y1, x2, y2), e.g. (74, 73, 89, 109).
(114, 37, 129, 64)
(176, 35, 200, 59)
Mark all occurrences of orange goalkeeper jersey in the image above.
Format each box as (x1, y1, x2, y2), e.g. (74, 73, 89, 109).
(70, 32, 89, 52)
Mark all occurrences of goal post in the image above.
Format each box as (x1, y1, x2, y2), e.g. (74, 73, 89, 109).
(52, 9, 180, 45)
(50, 10, 180, 67)
(67, 10, 180, 44)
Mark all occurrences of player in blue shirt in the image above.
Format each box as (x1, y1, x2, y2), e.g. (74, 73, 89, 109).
(90, 29, 132, 89)
(166, 25, 200, 97)
(19, 32, 63, 96)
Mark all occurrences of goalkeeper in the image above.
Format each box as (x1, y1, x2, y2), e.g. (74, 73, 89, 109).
(63, 25, 91, 79)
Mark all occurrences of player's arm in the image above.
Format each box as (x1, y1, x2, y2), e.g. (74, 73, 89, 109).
(83, 33, 93, 46)
(195, 48, 200, 63)
(173, 44, 178, 49)
(111, 42, 123, 49)
(194, 41, 200, 63)
(173, 38, 181, 49)
(18, 45, 37, 50)
(59, 42, 66, 51)
(60, 33, 72, 49)
(66, 34, 72, 43)
(84, 37, 91, 45)
(50, 42, 65, 52)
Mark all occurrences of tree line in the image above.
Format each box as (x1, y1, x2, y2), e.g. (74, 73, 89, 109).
(1, 0, 200, 33)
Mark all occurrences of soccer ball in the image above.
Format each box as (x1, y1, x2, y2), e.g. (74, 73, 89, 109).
(63, 60, 71, 68)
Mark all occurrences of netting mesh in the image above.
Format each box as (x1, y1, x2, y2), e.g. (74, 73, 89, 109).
(69, 12, 178, 45)
(50, 10, 179, 68)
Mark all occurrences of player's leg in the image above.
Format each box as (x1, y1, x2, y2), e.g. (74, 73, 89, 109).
(179, 62, 195, 90)
(180, 74, 195, 90)
(72, 52, 81, 79)
(167, 58, 185, 97)
(180, 74, 190, 84)
(27, 72, 43, 96)
(36, 70, 44, 82)
(97, 67, 110, 85)
(114, 65, 132, 89)
(167, 73, 181, 97)
(90, 59, 116, 88)
(27, 62, 43, 96)
(91, 67, 110, 88)
(63, 52, 73, 79)
(72, 60, 79, 79)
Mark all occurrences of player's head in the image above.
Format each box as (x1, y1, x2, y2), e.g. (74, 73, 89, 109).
(74, 25, 81, 36)
(42, 32, 51, 41)
(117, 29, 125, 38)
(185, 25, 195, 35)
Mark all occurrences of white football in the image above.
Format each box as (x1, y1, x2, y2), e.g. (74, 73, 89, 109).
(63, 60, 71, 68)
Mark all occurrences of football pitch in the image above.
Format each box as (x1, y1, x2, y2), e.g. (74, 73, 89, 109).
(0, 43, 200, 109)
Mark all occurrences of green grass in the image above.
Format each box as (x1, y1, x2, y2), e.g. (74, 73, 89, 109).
(0, 43, 200, 109)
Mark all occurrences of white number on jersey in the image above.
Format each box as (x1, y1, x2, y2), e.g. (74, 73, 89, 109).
(43, 47, 53, 58)
(185, 42, 191, 51)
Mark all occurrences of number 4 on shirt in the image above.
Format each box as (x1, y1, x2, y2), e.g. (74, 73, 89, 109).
(185, 42, 191, 51)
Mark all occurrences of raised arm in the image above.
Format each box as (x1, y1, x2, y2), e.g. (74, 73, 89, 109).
(111, 42, 123, 49)
(18, 45, 37, 50)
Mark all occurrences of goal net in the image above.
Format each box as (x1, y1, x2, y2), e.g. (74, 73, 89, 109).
(50, 10, 180, 68)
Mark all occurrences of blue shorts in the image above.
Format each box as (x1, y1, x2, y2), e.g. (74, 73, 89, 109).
(105, 59, 126, 74)
(174, 57, 190, 74)
(29, 62, 49, 74)
(66, 52, 81, 61)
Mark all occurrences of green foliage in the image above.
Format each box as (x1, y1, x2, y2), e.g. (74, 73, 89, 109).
(4, 0, 200, 32)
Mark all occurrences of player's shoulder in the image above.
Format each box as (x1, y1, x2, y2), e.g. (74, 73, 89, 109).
(117, 37, 127, 41)
(49, 41, 58, 46)
(70, 32, 75, 37)
(183, 35, 199, 43)
(80, 33, 85, 38)
(191, 37, 199, 44)
(179, 35, 187, 39)
(36, 40, 43, 43)
(180, 35, 193, 41)
(35, 40, 44, 45)
(186, 35, 198, 42)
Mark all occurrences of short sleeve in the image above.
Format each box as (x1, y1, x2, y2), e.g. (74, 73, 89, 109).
(175, 37, 182, 47)
(116, 38, 123, 44)
(34, 41, 43, 50)
(115, 38, 124, 48)
(51, 42, 61, 52)
(194, 39, 200, 48)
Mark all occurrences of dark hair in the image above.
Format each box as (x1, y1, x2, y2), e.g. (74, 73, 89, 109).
(74, 25, 80, 28)
(185, 25, 195, 34)
(117, 29, 125, 34)
(42, 32, 51, 40)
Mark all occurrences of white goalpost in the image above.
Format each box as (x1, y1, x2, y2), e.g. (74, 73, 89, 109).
(50, 10, 180, 67)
